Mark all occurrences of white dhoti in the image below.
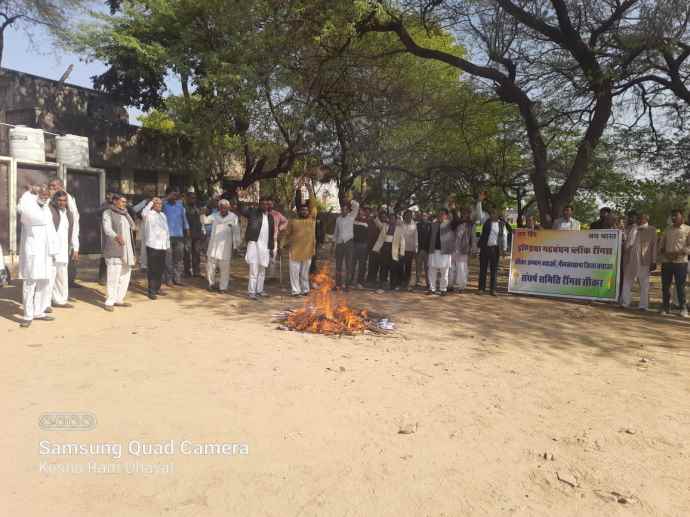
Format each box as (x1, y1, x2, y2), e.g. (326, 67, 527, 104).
(428, 251, 451, 292)
(23, 279, 50, 321)
(207, 257, 231, 291)
(289, 259, 311, 295)
(450, 252, 469, 290)
(105, 259, 132, 306)
(621, 263, 651, 309)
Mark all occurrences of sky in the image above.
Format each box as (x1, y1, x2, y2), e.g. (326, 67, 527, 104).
(4, 23, 146, 124)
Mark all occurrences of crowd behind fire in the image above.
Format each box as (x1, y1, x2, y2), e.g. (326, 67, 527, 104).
(5, 177, 690, 328)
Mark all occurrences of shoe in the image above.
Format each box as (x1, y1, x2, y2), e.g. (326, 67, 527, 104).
(447, 287, 454, 293)
(639, 306, 649, 312)
(54, 303, 74, 308)
(681, 309, 689, 318)
(477, 290, 484, 295)
(258, 292, 270, 298)
(218, 289, 228, 294)
(173, 281, 185, 286)
(45, 307, 53, 313)
(425, 290, 435, 296)
(249, 293, 258, 300)
(104, 305, 115, 312)
(20, 320, 32, 328)
(376, 289, 384, 294)
(407, 286, 414, 292)
(114, 302, 132, 307)
(35, 315, 55, 321)
(166, 282, 174, 288)
(659, 309, 671, 317)
(301, 292, 309, 296)
(207, 286, 214, 292)
(490, 291, 497, 296)
(440, 291, 447, 297)
(291, 292, 301, 297)
(356, 283, 364, 290)
(148, 293, 157, 300)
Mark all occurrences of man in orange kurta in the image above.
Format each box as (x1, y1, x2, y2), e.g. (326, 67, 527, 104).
(286, 182, 317, 296)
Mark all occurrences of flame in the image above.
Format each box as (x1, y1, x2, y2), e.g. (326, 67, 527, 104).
(286, 265, 368, 335)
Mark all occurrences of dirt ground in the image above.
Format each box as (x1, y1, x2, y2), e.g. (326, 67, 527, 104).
(2, 255, 689, 517)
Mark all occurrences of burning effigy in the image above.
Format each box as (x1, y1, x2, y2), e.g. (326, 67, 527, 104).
(274, 266, 393, 336)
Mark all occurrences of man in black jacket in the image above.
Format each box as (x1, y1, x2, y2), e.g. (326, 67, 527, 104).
(478, 207, 507, 296)
(184, 192, 205, 278)
(238, 196, 275, 299)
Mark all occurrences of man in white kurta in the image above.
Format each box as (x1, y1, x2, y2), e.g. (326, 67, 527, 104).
(102, 194, 136, 310)
(18, 187, 59, 327)
(246, 212, 271, 298)
(207, 200, 241, 292)
(621, 213, 657, 310)
(48, 179, 80, 287)
(48, 191, 79, 309)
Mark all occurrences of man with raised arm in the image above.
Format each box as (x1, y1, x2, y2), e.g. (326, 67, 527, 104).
(286, 178, 318, 296)
(141, 197, 170, 300)
(333, 192, 360, 290)
(239, 195, 275, 300)
(18, 185, 58, 327)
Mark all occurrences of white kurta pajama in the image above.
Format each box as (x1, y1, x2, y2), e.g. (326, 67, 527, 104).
(102, 211, 136, 306)
(48, 208, 79, 307)
(245, 214, 271, 295)
(206, 212, 241, 291)
(18, 191, 58, 322)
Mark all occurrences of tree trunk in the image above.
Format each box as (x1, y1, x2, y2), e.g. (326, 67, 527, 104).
(0, 26, 5, 67)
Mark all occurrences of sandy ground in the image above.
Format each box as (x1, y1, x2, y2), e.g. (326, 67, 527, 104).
(1, 256, 689, 517)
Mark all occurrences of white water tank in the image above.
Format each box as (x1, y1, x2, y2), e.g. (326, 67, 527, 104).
(9, 126, 46, 162)
(56, 134, 90, 169)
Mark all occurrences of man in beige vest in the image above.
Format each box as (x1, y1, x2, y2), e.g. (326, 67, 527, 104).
(620, 212, 657, 310)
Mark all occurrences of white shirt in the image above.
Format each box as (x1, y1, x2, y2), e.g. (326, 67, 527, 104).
(402, 222, 418, 253)
(142, 202, 170, 250)
(333, 200, 360, 244)
(553, 217, 581, 231)
(487, 221, 500, 247)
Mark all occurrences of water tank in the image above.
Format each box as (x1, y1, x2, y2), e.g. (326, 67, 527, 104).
(9, 126, 46, 162)
(56, 134, 90, 169)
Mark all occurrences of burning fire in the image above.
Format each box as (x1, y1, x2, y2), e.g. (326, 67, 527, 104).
(286, 266, 369, 335)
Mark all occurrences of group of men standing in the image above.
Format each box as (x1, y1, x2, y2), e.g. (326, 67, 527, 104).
(331, 192, 508, 296)
(17, 180, 79, 327)
(15, 179, 690, 326)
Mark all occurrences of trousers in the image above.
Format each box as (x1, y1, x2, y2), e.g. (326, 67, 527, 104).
(105, 262, 131, 306)
(248, 262, 266, 295)
(207, 257, 231, 291)
(23, 278, 50, 321)
(450, 253, 469, 290)
(620, 263, 650, 309)
(289, 259, 311, 294)
(147, 247, 166, 295)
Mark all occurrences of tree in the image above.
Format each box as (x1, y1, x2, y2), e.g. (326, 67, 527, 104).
(358, 0, 650, 224)
(0, 0, 86, 65)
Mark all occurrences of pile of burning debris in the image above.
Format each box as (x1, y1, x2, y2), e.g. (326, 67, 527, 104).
(274, 267, 395, 336)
